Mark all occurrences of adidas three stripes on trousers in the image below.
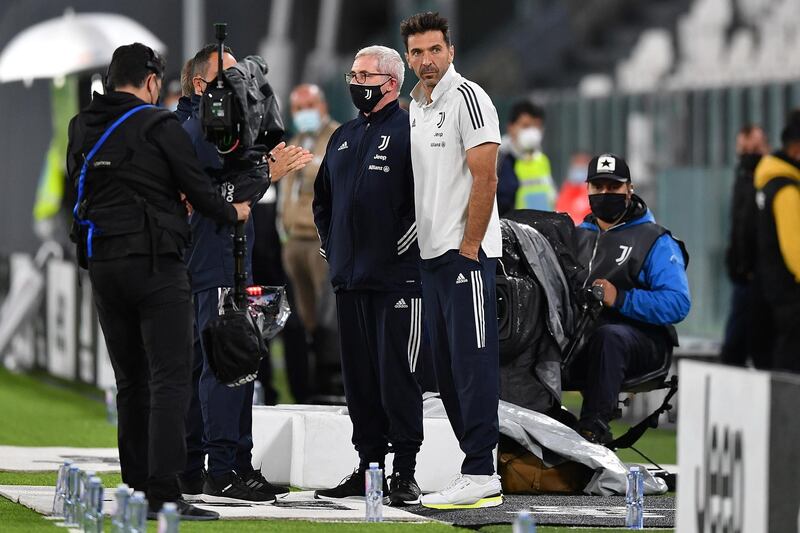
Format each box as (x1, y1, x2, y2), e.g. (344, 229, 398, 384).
(420, 249, 500, 476)
(335, 290, 425, 474)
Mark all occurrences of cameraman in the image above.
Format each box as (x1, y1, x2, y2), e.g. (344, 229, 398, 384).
(570, 154, 690, 444)
(66, 43, 250, 520)
(178, 43, 311, 502)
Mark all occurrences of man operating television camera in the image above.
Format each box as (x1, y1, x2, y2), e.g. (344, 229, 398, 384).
(177, 40, 312, 503)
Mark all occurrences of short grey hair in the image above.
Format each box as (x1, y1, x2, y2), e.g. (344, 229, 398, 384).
(355, 45, 404, 90)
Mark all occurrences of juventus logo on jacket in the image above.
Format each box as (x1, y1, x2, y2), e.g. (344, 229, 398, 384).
(436, 112, 446, 128)
(615, 245, 633, 265)
(378, 135, 391, 151)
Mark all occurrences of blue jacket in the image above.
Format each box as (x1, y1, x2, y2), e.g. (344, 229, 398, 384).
(313, 100, 420, 292)
(180, 95, 255, 293)
(578, 208, 690, 326)
(497, 152, 519, 215)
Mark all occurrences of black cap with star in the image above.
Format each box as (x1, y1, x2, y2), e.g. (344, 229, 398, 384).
(586, 153, 631, 182)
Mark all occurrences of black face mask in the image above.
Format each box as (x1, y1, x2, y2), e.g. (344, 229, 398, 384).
(146, 76, 162, 106)
(349, 81, 388, 114)
(738, 153, 762, 172)
(589, 193, 628, 223)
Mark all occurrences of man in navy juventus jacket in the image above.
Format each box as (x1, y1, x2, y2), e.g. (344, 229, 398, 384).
(312, 45, 424, 506)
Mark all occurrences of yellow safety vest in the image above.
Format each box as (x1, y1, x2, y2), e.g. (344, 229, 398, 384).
(33, 76, 78, 221)
(514, 152, 555, 211)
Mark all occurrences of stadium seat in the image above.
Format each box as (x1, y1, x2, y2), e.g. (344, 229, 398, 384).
(724, 28, 757, 80)
(620, 346, 674, 393)
(616, 29, 674, 92)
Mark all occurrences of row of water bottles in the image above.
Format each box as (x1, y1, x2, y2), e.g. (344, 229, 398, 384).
(52, 460, 180, 532)
(365, 463, 643, 529)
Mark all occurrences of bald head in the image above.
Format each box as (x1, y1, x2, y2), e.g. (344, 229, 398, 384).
(290, 84, 328, 134)
(290, 84, 327, 115)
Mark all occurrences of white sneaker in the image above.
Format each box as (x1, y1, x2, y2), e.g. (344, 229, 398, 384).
(420, 474, 503, 509)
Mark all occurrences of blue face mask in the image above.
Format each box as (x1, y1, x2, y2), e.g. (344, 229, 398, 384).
(567, 165, 586, 184)
(293, 109, 322, 133)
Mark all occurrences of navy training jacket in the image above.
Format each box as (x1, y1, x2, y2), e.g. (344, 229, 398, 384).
(313, 100, 420, 292)
(180, 95, 255, 294)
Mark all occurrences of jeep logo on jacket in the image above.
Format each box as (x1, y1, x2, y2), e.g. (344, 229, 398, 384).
(312, 100, 421, 292)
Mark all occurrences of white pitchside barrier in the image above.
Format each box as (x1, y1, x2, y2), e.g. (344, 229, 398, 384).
(251, 403, 467, 492)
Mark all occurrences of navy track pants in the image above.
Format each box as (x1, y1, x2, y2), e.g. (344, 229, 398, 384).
(420, 249, 500, 475)
(184, 288, 255, 479)
(336, 290, 424, 474)
(572, 323, 667, 425)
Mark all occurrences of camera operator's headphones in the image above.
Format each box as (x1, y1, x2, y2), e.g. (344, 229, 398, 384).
(103, 44, 164, 93)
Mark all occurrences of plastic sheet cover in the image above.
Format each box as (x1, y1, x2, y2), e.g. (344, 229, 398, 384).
(423, 397, 668, 496)
(503, 220, 574, 349)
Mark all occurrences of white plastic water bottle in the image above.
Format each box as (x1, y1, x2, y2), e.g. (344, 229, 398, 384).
(157, 502, 180, 533)
(625, 466, 644, 529)
(127, 491, 148, 533)
(365, 463, 383, 522)
(79, 470, 96, 530)
(52, 460, 72, 517)
(513, 509, 537, 532)
(84, 476, 104, 533)
(111, 484, 130, 533)
(64, 465, 81, 526)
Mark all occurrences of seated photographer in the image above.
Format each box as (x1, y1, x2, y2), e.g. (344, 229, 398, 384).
(569, 154, 690, 444)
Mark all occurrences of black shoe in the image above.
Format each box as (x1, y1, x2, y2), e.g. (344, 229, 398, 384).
(314, 469, 389, 501)
(147, 499, 220, 521)
(178, 469, 206, 496)
(175, 499, 220, 520)
(388, 472, 421, 506)
(578, 418, 613, 445)
(240, 469, 290, 498)
(203, 471, 276, 503)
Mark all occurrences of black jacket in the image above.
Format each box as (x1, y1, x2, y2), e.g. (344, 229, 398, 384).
(66, 92, 236, 262)
(180, 94, 256, 293)
(754, 151, 800, 306)
(725, 153, 762, 283)
(313, 100, 420, 292)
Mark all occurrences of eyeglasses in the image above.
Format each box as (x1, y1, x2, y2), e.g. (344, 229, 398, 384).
(345, 71, 393, 84)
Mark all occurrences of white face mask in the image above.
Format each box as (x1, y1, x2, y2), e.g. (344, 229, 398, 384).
(293, 108, 322, 133)
(517, 127, 542, 152)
